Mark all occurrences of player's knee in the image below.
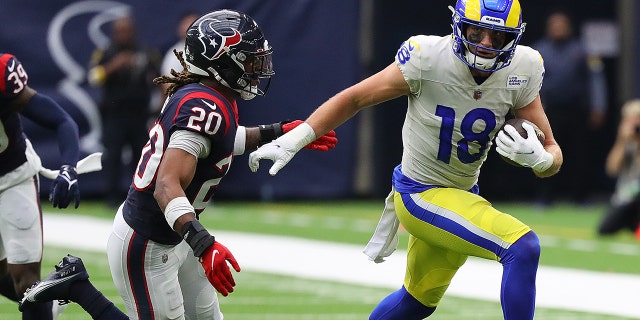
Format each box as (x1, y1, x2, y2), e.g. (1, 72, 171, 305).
(503, 231, 540, 265)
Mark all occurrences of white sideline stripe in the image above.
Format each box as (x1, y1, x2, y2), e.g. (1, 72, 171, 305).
(43, 213, 640, 318)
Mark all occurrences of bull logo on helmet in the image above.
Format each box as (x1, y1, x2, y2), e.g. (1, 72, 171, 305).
(197, 18, 242, 61)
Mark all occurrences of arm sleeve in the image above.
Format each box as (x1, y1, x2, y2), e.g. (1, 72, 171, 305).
(20, 92, 79, 166)
(167, 129, 211, 158)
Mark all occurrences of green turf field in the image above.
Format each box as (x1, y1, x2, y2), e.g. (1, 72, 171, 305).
(1, 200, 638, 319)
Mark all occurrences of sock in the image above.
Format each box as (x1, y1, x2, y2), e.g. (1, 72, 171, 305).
(0, 274, 19, 301)
(69, 280, 128, 320)
(370, 286, 436, 320)
(499, 231, 540, 320)
(21, 301, 53, 320)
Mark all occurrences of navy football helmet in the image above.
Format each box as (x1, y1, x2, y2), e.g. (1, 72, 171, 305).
(451, 0, 526, 72)
(184, 10, 274, 100)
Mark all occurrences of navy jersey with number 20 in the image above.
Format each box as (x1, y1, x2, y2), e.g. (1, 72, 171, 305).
(123, 82, 238, 245)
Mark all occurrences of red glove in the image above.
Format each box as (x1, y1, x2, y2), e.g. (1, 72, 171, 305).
(282, 120, 338, 151)
(199, 242, 241, 296)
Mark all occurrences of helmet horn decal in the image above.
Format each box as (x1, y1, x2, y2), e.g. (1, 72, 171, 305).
(197, 19, 242, 60)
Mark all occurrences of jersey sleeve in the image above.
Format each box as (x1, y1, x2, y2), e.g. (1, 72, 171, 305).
(514, 47, 545, 108)
(394, 35, 429, 95)
(0, 53, 29, 99)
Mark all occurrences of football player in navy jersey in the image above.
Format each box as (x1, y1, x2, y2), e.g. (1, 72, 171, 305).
(20, 9, 337, 320)
(0, 53, 82, 319)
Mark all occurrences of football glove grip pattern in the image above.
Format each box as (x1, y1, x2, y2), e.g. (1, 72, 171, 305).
(496, 122, 553, 172)
(182, 220, 241, 296)
(200, 242, 241, 296)
(50, 165, 80, 208)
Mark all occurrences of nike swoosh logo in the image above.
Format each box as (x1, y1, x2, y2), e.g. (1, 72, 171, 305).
(212, 249, 219, 268)
(27, 273, 83, 302)
(7, 59, 15, 72)
(201, 100, 217, 110)
(515, 151, 535, 154)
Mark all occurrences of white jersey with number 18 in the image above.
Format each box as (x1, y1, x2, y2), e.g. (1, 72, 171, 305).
(394, 34, 544, 190)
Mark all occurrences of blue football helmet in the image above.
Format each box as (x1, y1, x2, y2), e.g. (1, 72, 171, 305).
(451, 0, 526, 72)
(184, 9, 274, 100)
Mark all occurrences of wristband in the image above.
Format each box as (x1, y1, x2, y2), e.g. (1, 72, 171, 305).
(278, 122, 316, 151)
(234, 126, 247, 155)
(258, 121, 285, 144)
(164, 196, 194, 229)
(182, 220, 215, 257)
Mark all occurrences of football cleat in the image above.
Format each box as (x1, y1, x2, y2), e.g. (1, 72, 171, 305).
(19, 254, 89, 312)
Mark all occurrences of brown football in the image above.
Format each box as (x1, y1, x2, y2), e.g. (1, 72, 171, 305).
(498, 118, 545, 167)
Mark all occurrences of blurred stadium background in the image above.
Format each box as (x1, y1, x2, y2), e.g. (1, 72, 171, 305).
(1, 0, 640, 318)
(1, 0, 634, 202)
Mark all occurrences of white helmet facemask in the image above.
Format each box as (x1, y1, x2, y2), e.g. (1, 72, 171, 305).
(463, 39, 515, 71)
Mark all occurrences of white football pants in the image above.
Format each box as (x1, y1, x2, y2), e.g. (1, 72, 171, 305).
(107, 207, 222, 320)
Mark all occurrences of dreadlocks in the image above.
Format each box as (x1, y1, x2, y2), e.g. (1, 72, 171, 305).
(153, 49, 202, 96)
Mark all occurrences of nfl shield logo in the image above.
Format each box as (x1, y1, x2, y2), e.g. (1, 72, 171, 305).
(473, 90, 482, 100)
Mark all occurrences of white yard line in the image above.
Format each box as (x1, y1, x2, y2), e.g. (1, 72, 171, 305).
(43, 213, 640, 319)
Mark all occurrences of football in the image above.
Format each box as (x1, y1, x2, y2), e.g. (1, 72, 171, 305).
(498, 118, 545, 167)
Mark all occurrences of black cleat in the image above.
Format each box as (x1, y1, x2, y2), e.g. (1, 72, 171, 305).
(19, 254, 89, 311)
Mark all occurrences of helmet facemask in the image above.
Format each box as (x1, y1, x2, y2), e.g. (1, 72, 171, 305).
(211, 46, 274, 100)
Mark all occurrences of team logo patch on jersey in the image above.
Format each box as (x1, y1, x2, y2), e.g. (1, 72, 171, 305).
(506, 75, 529, 88)
(396, 39, 419, 65)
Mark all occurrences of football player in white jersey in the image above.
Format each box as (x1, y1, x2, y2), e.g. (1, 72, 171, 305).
(249, 0, 562, 319)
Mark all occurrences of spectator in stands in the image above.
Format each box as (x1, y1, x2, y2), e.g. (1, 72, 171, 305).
(598, 99, 640, 239)
(532, 9, 608, 206)
(87, 15, 160, 207)
(158, 12, 199, 105)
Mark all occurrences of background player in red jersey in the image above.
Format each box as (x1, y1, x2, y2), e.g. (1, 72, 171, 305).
(0, 53, 82, 319)
(19, 9, 337, 320)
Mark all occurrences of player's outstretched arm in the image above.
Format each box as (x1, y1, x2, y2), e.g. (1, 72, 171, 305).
(234, 120, 337, 156)
(249, 63, 409, 175)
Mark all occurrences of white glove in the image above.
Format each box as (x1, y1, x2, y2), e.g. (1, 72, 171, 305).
(495, 122, 553, 172)
(248, 122, 316, 176)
